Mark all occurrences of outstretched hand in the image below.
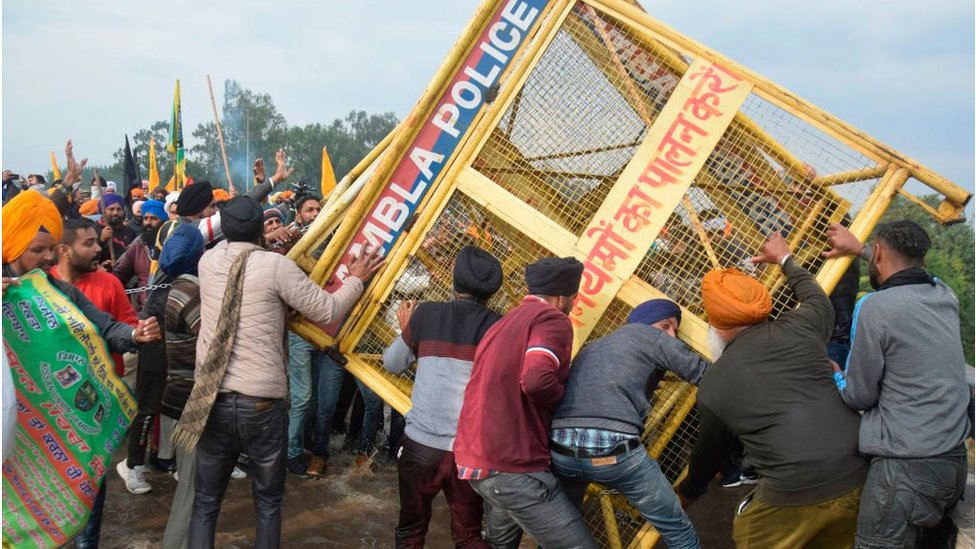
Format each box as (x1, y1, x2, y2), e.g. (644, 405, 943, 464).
(347, 245, 385, 281)
(64, 140, 88, 186)
(272, 149, 294, 183)
(750, 233, 791, 265)
(253, 158, 266, 184)
(822, 223, 865, 259)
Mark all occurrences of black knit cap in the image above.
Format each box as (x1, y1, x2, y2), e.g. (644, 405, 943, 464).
(220, 196, 264, 242)
(453, 246, 503, 300)
(175, 181, 213, 217)
(525, 257, 584, 297)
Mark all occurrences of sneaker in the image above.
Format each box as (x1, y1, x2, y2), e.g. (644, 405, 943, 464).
(231, 466, 247, 479)
(173, 471, 179, 482)
(116, 460, 152, 494)
(286, 456, 307, 476)
(720, 471, 758, 488)
(306, 456, 326, 478)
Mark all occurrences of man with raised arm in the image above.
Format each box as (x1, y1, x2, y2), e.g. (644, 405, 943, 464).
(825, 221, 969, 548)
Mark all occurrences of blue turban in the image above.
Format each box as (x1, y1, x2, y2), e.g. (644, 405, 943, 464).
(159, 222, 205, 278)
(141, 199, 167, 221)
(97, 193, 125, 213)
(627, 299, 682, 327)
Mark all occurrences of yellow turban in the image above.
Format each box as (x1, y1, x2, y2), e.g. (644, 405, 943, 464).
(701, 268, 772, 329)
(2, 190, 63, 264)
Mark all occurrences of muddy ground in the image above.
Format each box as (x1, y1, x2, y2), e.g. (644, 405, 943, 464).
(99, 440, 751, 549)
(97, 439, 976, 548)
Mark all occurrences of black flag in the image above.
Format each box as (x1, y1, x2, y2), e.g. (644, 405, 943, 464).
(123, 134, 141, 205)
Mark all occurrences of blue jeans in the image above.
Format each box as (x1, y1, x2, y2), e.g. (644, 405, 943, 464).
(552, 446, 700, 549)
(470, 471, 597, 549)
(286, 333, 322, 460)
(312, 355, 383, 457)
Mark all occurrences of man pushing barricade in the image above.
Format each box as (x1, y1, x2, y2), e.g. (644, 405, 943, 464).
(453, 256, 598, 549)
(825, 221, 970, 548)
(550, 298, 707, 549)
(383, 246, 505, 548)
(173, 195, 383, 548)
(678, 233, 867, 549)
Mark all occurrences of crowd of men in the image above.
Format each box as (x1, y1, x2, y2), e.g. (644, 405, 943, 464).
(1, 140, 971, 549)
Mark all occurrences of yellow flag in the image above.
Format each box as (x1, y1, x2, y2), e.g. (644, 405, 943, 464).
(148, 136, 160, 191)
(50, 151, 62, 181)
(320, 146, 337, 198)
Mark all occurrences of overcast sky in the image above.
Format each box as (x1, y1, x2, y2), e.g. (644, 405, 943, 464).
(3, 0, 973, 199)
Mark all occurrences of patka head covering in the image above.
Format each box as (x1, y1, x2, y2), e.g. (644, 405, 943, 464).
(141, 200, 167, 221)
(2, 191, 63, 264)
(130, 188, 145, 200)
(453, 246, 503, 300)
(176, 181, 213, 217)
(263, 208, 283, 223)
(525, 257, 584, 297)
(627, 299, 682, 327)
(220, 196, 264, 242)
(159, 222, 205, 278)
(97, 193, 125, 213)
(701, 268, 772, 330)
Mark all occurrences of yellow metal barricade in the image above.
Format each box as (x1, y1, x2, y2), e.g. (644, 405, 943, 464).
(288, 0, 971, 546)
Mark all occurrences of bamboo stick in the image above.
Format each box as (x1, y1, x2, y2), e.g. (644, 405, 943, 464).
(206, 75, 234, 191)
(681, 197, 721, 269)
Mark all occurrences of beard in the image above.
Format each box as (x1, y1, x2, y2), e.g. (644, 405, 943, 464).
(71, 255, 99, 274)
(868, 258, 881, 290)
(142, 224, 159, 247)
(707, 326, 728, 360)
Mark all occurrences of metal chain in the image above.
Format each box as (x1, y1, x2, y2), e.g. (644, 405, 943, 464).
(124, 282, 173, 295)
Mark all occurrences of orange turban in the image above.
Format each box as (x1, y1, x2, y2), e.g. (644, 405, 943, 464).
(2, 190, 63, 264)
(211, 189, 231, 203)
(701, 268, 772, 329)
(79, 198, 99, 216)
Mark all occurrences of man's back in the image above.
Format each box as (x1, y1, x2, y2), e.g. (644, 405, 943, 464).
(698, 259, 866, 505)
(553, 323, 708, 435)
(196, 241, 362, 399)
(843, 280, 969, 458)
(454, 297, 573, 473)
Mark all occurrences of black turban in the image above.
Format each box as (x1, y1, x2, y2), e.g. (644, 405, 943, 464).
(176, 181, 214, 217)
(525, 257, 584, 297)
(220, 196, 264, 242)
(453, 246, 503, 300)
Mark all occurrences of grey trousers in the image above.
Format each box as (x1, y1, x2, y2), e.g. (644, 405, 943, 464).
(470, 472, 597, 549)
(854, 451, 967, 549)
(162, 443, 195, 549)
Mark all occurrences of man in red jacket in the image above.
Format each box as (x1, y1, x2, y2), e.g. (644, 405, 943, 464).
(453, 256, 596, 549)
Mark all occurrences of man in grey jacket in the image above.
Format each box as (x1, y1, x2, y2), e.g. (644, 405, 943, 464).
(826, 220, 969, 549)
(550, 298, 706, 549)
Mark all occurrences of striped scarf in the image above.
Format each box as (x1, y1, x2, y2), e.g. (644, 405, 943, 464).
(172, 248, 258, 452)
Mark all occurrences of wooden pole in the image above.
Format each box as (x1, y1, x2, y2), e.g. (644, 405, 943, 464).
(206, 75, 235, 192)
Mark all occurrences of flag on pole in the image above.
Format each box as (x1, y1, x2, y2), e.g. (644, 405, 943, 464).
(122, 135, 140, 204)
(50, 151, 62, 181)
(320, 146, 337, 198)
(167, 79, 186, 190)
(148, 136, 160, 192)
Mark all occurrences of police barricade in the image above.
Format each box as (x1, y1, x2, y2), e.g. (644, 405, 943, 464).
(287, 0, 970, 546)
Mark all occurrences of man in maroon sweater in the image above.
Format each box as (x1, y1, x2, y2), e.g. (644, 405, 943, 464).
(454, 256, 596, 549)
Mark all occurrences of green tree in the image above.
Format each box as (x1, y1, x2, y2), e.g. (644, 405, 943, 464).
(867, 196, 975, 364)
